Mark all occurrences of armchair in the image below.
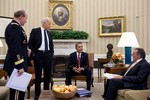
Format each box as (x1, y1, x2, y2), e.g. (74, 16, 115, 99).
(116, 74, 150, 100)
(72, 53, 94, 87)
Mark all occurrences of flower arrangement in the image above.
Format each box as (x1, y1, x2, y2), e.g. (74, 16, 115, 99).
(112, 52, 124, 64)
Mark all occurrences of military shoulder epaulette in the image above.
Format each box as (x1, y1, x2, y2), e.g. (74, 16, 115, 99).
(11, 23, 19, 26)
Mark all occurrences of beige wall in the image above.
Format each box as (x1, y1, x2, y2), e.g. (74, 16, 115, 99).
(0, 0, 150, 58)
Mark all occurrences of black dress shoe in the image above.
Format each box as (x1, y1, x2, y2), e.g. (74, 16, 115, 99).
(87, 87, 91, 91)
(87, 95, 91, 97)
(101, 94, 105, 98)
(147, 95, 150, 100)
(34, 96, 39, 100)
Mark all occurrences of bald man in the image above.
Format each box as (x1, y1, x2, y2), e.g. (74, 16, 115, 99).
(28, 17, 54, 100)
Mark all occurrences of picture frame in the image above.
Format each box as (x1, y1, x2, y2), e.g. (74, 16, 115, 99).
(48, 1, 73, 29)
(98, 16, 125, 37)
(0, 16, 13, 38)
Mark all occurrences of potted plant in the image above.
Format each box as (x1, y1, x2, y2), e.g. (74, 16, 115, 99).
(50, 30, 89, 39)
(50, 30, 89, 56)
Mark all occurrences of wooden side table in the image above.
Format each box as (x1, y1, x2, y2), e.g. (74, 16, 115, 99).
(97, 58, 110, 82)
(104, 66, 128, 74)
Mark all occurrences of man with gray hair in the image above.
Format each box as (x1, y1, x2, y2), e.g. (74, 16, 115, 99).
(4, 9, 28, 100)
(102, 48, 150, 100)
(28, 17, 54, 100)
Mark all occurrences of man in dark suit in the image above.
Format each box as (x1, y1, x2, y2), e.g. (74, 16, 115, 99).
(4, 9, 29, 100)
(28, 17, 54, 99)
(65, 42, 91, 91)
(102, 48, 150, 100)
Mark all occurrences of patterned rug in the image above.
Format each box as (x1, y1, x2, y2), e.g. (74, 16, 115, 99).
(25, 82, 104, 100)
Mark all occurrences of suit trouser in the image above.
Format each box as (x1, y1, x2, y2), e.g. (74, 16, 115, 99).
(8, 73, 25, 100)
(9, 88, 25, 100)
(34, 51, 52, 97)
(103, 79, 124, 100)
(65, 68, 91, 90)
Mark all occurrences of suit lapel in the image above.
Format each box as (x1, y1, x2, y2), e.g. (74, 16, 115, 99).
(129, 60, 143, 72)
(38, 28, 42, 37)
(74, 52, 78, 64)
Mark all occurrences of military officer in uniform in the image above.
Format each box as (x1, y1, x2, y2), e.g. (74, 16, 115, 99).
(4, 9, 29, 100)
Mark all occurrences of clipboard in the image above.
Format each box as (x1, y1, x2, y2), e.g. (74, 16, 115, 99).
(6, 68, 32, 92)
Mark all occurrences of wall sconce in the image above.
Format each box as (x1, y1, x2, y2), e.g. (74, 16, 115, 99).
(117, 32, 139, 64)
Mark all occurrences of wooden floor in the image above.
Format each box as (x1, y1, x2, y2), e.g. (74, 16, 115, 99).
(25, 82, 104, 100)
(93, 77, 104, 83)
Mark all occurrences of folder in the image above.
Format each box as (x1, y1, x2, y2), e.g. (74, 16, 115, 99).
(6, 68, 32, 92)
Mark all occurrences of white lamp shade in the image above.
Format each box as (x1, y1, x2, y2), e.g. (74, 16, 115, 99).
(117, 32, 140, 47)
(0, 39, 3, 47)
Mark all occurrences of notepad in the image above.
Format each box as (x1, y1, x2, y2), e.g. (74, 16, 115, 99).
(104, 73, 120, 79)
(6, 68, 32, 92)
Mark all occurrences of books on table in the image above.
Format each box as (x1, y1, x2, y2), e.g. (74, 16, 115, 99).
(76, 88, 92, 97)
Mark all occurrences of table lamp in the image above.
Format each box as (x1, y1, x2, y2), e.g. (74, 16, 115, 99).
(117, 32, 139, 64)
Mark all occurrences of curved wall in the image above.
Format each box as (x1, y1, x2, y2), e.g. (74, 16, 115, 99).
(0, 0, 149, 59)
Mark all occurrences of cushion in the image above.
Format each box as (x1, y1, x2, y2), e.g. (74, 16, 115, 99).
(0, 86, 9, 100)
(125, 90, 150, 100)
(117, 89, 131, 97)
(0, 79, 7, 86)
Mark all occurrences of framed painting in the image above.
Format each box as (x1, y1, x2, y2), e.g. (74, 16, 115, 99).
(98, 16, 125, 37)
(48, 1, 73, 29)
(0, 16, 13, 38)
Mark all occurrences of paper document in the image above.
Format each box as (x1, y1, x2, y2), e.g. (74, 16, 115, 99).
(6, 68, 32, 92)
(104, 73, 120, 79)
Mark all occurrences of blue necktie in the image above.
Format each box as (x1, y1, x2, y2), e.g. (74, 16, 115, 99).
(44, 30, 48, 51)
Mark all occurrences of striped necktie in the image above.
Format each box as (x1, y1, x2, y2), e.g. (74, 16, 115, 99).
(44, 30, 48, 51)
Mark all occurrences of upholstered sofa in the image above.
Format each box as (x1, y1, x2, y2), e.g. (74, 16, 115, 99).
(0, 79, 9, 100)
(116, 75, 150, 100)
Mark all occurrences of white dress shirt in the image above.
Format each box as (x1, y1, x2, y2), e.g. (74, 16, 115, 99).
(38, 27, 50, 51)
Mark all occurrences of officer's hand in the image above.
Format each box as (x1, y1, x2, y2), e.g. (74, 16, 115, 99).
(17, 68, 24, 76)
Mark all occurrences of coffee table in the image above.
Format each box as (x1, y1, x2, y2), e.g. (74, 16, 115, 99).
(39, 90, 89, 100)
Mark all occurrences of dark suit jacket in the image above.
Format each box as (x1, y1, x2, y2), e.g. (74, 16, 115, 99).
(28, 27, 54, 57)
(68, 52, 89, 70)
(4, 20, 28, 74)
(119, 59, 150, 89)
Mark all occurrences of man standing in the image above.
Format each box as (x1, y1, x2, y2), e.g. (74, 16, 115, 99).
(102, 48, 150, 100)
(28, 17, 54, 99)
(65, 42, 91, 91)
(4, 9, 28, 100)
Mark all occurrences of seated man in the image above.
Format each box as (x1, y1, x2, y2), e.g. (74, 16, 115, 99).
(102, 48, 150, 100)
(65, 42, 91, 91)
